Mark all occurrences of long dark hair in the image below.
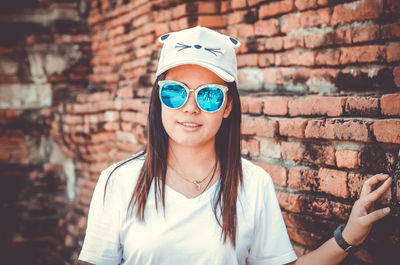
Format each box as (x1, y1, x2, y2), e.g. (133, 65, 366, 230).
(105, 71, 243, 247)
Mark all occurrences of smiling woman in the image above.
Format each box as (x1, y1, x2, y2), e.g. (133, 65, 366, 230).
(78, 26, 392, 265)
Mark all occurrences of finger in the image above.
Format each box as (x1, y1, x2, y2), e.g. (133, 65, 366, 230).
(360, 174, 390, 197)
(361, 207, 391, 225)
(363, 177, 392, 204)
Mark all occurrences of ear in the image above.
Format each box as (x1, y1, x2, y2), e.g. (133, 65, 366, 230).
(223, 98, 233, 118)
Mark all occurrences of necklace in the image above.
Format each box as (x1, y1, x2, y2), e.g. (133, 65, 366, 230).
(168, 161, 216, 190)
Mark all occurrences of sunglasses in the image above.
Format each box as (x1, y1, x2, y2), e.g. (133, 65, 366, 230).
(158, 80, 228, 113)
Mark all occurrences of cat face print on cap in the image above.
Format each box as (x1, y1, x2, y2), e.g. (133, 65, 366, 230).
(155, 26, 240, 83)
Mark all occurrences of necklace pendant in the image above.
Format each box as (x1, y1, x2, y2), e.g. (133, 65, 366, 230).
(193, 181, 201, 190)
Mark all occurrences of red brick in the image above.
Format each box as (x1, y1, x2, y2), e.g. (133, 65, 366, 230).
(288, 167, 320, 192)
(381, 94, 400, 115)
(90, 132, 117, 144)
(386, 44, 400, 62)
(240, 97, 250, 114)
(330, 201, 352, 220)
(288, 96, 345, 116)
(345, 96, 379, 116)
(155, 23, 170, 37)
(347, 173, 371, 199)
(279, 118, 308, 138)
(231, 0, 247, 9)
(241, 140, 248, 156)
(63, 114, 84, 124)
(259, 0, 294, 19)
(340, 45, 386, 64)
(258, 53, 275, 67)
(237, 54, 258, 67)
(237, 24, 255, 38)
(264, 68, 283, 84)
(281, 13, 301, 33)
(303, 144, 336, 166)
(197, 1, 221, 13)
(254, 18, 279, 36)
(226, 10, 246, 25)
(198, 15, 225, 28)
(265, 36, 283, 51)
(260, 138, 281, 158)
(246, 97, 264, 114)
(304, 31, 345, 49)
(394, 66, 400, 87)
(300, 8, 330, 28)
(287, 227, 324, 248)
(247, 0, 264, 6)
(305, 118, 372, 142)
(242, 38, 266, 53)
(155, 9, 172, 23)
(248, 139, 261, 157)
(303, 196, 331, 218)
(276, 191, 301, 212)
(373, 119, 400, 144)
(283, 35, 304, 49)
(381, 22, 400, 40)
(77, 91, 112, 103)
(331, 0, 384, 26)
(316, 49, 341, 65)
(253, 160, 287, 186)
(281, 141, 305, 161)
(319, 168, 349, 198)
(336, 150, 360, 169)
(254, 118, 279, 138)
(386, 0, 400, 14)
(351, 24, 380, 43)
(241, 116, 256, 135)
(263, 97, 290, 116)
(295, 0, 318, 10)
(275, 51, 315, 66)
(104, 111, 119, 122)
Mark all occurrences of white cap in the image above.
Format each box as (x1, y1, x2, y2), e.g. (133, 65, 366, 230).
(156, 26, 241, 83)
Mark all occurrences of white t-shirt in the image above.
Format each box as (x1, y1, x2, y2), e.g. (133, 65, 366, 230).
(79, 156, 297, 265)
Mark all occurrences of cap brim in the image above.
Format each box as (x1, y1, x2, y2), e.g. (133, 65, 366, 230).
(157, 60, 235, 83)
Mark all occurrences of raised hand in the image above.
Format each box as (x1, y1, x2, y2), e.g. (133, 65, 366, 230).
(342, 174, 392, 246)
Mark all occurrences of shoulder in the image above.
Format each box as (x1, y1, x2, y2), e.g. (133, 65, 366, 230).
(99, 152, 145, 190)
(241, 158, 273, 188)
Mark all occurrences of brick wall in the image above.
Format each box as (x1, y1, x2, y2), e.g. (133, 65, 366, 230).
(1, 0, 399, 264)
(0, 1, 90, 264)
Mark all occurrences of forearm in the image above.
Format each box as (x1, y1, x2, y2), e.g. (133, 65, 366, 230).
(294, 237, 347, 265)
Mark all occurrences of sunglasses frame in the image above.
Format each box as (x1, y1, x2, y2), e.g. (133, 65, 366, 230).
(158, 80, 229, 113)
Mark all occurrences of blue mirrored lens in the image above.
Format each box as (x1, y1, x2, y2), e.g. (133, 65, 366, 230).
(197, 86, 224, 112)
(160, 83, 187, 109)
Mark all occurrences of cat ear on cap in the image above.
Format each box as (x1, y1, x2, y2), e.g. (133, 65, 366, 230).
(227, 36, 240, 49)
(158, 33, 172, 44)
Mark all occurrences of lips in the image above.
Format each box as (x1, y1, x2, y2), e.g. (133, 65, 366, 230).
(178, 121, 202, 128)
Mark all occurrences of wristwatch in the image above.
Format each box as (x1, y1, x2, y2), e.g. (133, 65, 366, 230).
(334, 224, 360, 253)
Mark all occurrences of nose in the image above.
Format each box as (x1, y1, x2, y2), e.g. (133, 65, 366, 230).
(181, 89, 200, 114)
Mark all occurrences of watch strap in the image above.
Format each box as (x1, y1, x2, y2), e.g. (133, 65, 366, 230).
(334, 224, 360, 253)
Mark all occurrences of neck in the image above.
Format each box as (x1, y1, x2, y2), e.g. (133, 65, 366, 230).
(167, 140, 217, 176)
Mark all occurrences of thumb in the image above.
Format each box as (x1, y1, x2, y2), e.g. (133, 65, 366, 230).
(362, 207, 391, 225)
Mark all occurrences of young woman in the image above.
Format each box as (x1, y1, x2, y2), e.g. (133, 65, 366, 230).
(78, 26, 392, 265)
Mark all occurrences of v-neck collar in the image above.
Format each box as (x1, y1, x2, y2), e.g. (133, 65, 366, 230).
(164, 178, 221, 203)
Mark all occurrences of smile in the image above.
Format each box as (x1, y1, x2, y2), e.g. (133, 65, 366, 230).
(178, 122, 201, 128)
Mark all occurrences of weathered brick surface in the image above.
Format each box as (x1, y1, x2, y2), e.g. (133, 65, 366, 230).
(373, 119, 400, 144)
(2, 0, 399, 263)
(305, 118, 372, 142)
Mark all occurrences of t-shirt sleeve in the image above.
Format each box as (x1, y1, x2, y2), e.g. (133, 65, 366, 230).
(247, 170, 297, 265)
(79, 167, 123, 265)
